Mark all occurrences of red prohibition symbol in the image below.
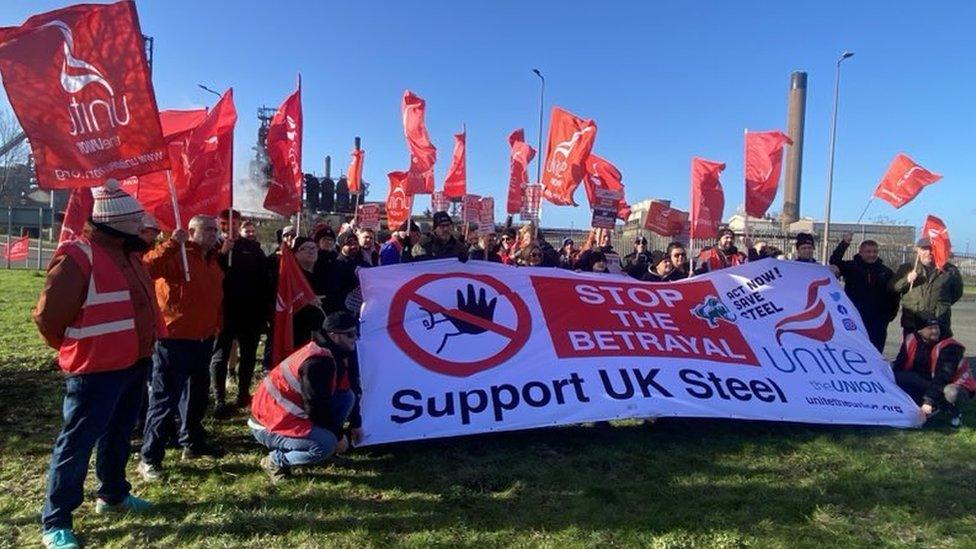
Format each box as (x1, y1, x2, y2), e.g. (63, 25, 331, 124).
(388, 272, 532, 377)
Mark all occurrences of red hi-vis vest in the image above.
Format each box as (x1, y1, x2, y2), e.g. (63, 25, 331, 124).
(902, 335, 976, 392)
(700, 247, 745, 272)
(57, 238, 140, 375)
(251, 342, 335, 438)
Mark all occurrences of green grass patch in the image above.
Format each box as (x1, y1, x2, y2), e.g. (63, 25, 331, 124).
(2, 269, 975, 547)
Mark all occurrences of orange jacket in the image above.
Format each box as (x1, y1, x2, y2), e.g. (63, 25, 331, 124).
(144, 239, 223, 340)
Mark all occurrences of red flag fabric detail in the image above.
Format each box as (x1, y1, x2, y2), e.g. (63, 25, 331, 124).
(873, 153, 942, 209)
(506, 128, 536, 215)
(690, 157, 726, 241)
(272, 245, 317, 366)
(583, 154, 630, 221)
(922, 215, 951, 271)
(644, 200, 689, 237)
(0, 1, 168, 189)
(541, 107, 596, 206)
(2, 235, 30, 261)
(385, 171, 414, 230)
(401, 90, 436, 195)
(58, 187, 94, 246)
(264, 83, 303, 216)
(744, 130, 792, 218)
(123, 91, 235, 231)
(443, 129, 466, 199)
(347, 148, 364, 194)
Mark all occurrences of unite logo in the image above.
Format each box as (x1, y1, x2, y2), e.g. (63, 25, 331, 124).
(38, 20, 130, 137)
(547, 126, 593, 178)
(773, 278, 834, 344)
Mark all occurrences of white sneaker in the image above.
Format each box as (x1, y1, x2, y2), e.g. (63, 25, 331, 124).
(136, 460, 164, 481)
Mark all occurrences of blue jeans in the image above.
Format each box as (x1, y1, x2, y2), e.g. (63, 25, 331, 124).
(251, 389, 354, 467)
(41, 359, 151, 532)
(141, 338, 214, 464)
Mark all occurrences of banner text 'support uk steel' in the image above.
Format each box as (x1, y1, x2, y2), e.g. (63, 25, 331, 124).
(357, 259, 922, 445)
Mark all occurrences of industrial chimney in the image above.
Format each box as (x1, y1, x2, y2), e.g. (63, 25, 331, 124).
(781, 71, 807, 229)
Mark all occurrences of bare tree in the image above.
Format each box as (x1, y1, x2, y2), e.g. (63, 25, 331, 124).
(0, 107, 28, 204)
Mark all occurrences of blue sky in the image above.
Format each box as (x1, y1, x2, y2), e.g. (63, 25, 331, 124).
(2, 1, 975, 248)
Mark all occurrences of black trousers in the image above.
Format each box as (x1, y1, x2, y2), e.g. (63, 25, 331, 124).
(209, 325, 260, 404)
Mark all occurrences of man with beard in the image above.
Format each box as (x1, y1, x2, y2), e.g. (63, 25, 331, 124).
(250, 311, 362, 481)
(35, 180, 162, 548)
(891, 237, 964, 337)
(138, 215, 227, 482)
(323, 231, 370, 314)
(413, 211, 468, 262)
(695, 228, 746, 274)
(379, 220, 421, 265)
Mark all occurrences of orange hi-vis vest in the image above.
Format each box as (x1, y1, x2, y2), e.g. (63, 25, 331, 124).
(251, 342, 335, 438)
(902, 335, 976, 392)
(700, 247, 744, 272)
(57, 238, 141, 374)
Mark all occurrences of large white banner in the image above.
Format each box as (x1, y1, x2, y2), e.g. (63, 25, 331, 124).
(357, 259, 922, 446)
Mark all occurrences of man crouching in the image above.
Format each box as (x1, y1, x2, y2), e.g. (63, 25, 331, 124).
(249, 311, 362, 480)
(893, 315, 976, 427)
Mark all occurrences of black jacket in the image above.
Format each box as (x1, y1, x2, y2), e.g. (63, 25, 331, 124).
(468, 248, 502, 262)
(413, 233, 468, 262)
(322, 252, 369, 314)
(218, 238, 269, 330)
(292, 268, 325, 349)
(893, 334, 966, 405)
(830, 241, 899, 324)
(298, 333, 362, 436)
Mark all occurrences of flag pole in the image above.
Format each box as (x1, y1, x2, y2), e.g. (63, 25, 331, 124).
(855, 197, 875, 225)
(743, 129, 751, 247)
(352, 136, 362, 223)
(166, 170, 191, 282)
(908, 254, 920, 291)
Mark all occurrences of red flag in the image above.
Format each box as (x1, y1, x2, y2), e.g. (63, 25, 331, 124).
(583, 154, 631, 221)
(272, 245, 317, 366)
(744, 130, 792, 218)
(124, 92, 235, 231)
(873, 153, 941, 209)
(0, 1, 168, 189)
(385, 171, 414, 230)
(347, 148, 364, 194)
(443, 128, 466, 199)
(264, 82, 303, 216)
(690, 157, 726, 240)
(541, 107, 597, 206)
(401, 90, 436, 195)
(922, 215, 951, 271)
(506, 128, 536, 215)
(58, 186, 94, 246)
(644, 200, 689, 237)
(2, 235, 29, 261)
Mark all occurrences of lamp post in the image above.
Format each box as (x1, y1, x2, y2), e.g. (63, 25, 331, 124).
(532, 69, 545, 185)
(821, 51, 854, 263)
(197, 83, 221, 99)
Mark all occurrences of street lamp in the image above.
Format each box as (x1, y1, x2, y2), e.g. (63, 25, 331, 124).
(532, 68, 545, 185)
(821, 51, 854, 262)
(197, 83, 221, 99)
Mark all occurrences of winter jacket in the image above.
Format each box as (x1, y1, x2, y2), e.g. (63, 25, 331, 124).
(297, 332, 362, 434)
(144, 239, 223, 340)
(412, 233, 468, 262)
(321, 252, 369, 314)
(893, 334, 971, 405)
(829, 241, 899, 324)
(890, 261, 963, 335)
(623, 251, 652, 279)
(468, 248, 502, 262)
(218, 237, 269, 331)
(694, 246, 746, 274)
(379, 236, 413, 265)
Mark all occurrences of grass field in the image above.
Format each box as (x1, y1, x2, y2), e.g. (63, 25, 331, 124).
(2, 268, 976, 547)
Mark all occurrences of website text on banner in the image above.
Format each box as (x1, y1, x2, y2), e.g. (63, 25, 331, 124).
(357, 260, 922, 445)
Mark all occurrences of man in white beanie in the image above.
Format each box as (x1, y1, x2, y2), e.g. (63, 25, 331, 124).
(33, 179, 163, 549)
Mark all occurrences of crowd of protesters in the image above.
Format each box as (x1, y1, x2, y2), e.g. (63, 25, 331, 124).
(30, 180, 971, 548)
